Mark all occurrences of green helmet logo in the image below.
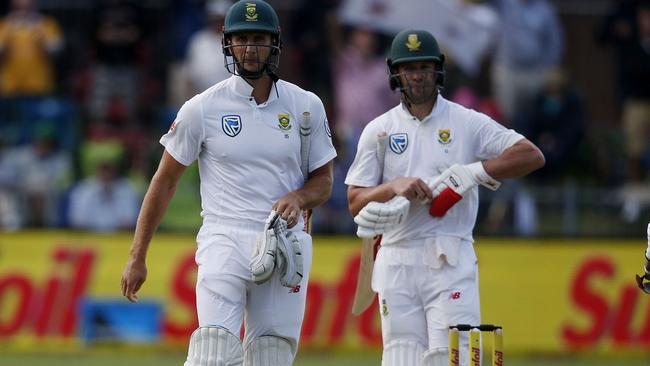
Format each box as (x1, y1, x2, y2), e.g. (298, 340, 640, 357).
(245, 2, 258, 22)
(405, 34, 422, 52)
(224, 0, 279, 35)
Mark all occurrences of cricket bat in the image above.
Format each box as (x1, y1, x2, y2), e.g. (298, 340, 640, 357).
(300, 111, 313, 234)
(351, 132, 388, 315)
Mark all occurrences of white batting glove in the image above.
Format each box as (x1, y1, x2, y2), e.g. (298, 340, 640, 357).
(250, 212, 279, 285)
(354, 196, 411, 238)
(427, 163, 500, 217)
(274, 218, 304, 288)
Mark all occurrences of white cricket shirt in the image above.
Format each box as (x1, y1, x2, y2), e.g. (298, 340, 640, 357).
(161, 75, 337, 226)
(345, 96, 524, 245)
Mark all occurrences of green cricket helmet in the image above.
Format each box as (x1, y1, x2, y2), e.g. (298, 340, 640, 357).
(223, 0, 280, 36)
(387, 29, 445, 91)
(222, 0, 282, 79)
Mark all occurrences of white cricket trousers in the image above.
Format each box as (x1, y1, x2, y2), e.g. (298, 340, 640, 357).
(194, 217, 312, 355)
(372, 239, 481, 350)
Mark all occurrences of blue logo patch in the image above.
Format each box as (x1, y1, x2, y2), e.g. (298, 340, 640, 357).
(222, 115, 242, 137)
(389, 133, 408, 154)
(324, 118, 331, 137)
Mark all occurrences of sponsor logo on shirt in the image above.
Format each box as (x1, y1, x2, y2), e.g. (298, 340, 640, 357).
(278, 114, 292, 130)
(222, 115, 242, 137)
(438, 129, 452, 145)
(324, 118, 331, 137)
(169, 120, 178, 132)
(389, 133, 408, 154)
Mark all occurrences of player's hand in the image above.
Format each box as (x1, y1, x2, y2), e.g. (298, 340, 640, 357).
(354, 196, 411, 238)
(390, 177, 434, 203)
(273, 192, 303, 229)
(121, 258, 147, 303)
(427, 163, 501, 217)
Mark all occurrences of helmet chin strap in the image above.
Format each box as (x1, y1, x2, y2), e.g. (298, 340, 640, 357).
(400, 84, 438, 107)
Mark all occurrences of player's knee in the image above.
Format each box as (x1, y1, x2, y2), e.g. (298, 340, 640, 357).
(184, 326, 243, 366)
(382, 339, 427, 366)
(422, 347, 448, 366)
(243, 336, 293, 366)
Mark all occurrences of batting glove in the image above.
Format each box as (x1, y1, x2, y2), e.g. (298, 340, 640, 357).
(274, 218, 304, 288)
(428, 163, 500, 218)
(250, 212, 279, 285)
(354, 196, 411, 238)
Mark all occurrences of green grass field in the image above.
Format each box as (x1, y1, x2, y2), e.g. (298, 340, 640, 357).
(2, 352, 648, 366)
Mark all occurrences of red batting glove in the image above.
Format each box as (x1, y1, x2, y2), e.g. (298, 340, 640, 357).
(429, 187, 462, 217)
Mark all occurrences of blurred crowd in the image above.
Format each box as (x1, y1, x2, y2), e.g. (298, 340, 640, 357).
(0, 0, 649, 236)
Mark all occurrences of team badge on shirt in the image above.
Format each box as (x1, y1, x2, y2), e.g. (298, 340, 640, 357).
(245, 3, 258, 22)
(438, 129, 452, 145)
(389, 133, 408, 154)
(278, 114, 292, 130)
(222, 115, 242, 137)
(381, 299, 389, 317)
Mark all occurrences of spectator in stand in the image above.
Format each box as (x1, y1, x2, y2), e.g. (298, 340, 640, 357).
(527, 68, 584, 181)
(331, 26, 398, 166)
(491, 0, 564, 128)
(185, 0, 232, 94)
(68, 152, 140, 232)
(596, 1, 650, 221)
(597, 1, 650, 183)
(89, 0, 143, 125)
(0, 0, 63, 97)
(0, 123, 72, 228)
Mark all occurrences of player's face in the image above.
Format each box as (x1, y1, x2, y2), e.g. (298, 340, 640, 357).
(229, 32, 274, 73)
(397, 61, 437, 104)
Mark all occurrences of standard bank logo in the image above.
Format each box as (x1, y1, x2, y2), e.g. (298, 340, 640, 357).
(389, 133, 408, 154)
(222, 115, 242, 137)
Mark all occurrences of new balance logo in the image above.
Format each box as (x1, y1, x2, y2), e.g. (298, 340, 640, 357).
(450, 291, 461, 300)
(289, 285, 301, 293)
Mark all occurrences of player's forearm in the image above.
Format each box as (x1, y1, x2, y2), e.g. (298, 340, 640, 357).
(348, 183, 398, 217)
(482, 139, 545, 180)
(295, 162, 333, 210)
(129, 175, 178, 262)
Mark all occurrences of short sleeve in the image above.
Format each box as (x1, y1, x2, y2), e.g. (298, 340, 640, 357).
(159, 96, 205, 166)
(344, 120, 383, 187)
(306, 92, 337, 172)
(472, 113, 525, 160)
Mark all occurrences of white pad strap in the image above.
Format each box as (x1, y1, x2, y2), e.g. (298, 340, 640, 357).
(382, 339, 426, 366)
(421, 347, 448, 366)
(184, 327, 243, 366)
(244, 336, 293, 366)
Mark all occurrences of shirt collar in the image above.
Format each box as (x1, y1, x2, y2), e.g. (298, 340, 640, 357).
(397, 94, 447, 123)
(229, 75, 280, 105)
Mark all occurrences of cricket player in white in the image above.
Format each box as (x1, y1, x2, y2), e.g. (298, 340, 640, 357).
(120, 1, 336, 365)
(345, 30, 545, 366)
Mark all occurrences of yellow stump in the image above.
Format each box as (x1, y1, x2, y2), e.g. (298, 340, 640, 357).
(469, 328, 481, 366)
(492, 328, 503, 366)
(448, 328, 460, 366)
